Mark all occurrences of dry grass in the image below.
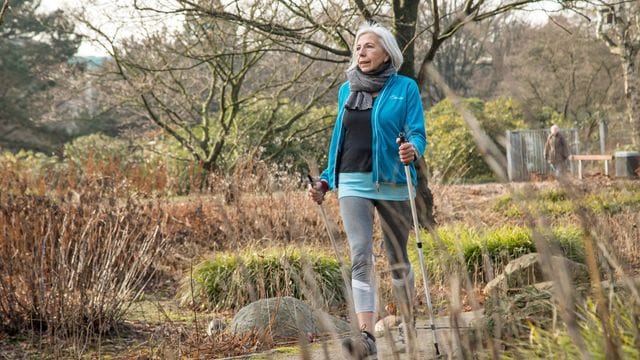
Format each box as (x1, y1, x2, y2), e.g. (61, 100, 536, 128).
(0, 160, 170, 358)
(1, 152, 640, 359)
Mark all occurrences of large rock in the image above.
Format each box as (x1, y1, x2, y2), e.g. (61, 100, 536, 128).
(230, 296, 350, 341)
(483, 253, 589, 295)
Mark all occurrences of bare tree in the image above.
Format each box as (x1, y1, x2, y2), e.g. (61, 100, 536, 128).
(419, 17, 508, 103)
(134, 1, 566, 87)
(81, 6, 341, 172)
(596, 1, 640, 146)
(504, 17, 623, 138)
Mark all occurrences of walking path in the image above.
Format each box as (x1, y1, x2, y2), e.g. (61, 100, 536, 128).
(269, 310, 484, 360)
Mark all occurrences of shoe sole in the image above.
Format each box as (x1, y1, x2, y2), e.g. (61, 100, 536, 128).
(341, 351, 377, 360)
(342, 344, 377, 360)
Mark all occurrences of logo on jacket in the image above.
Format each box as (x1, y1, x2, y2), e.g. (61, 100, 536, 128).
(390, 95, 404, 100)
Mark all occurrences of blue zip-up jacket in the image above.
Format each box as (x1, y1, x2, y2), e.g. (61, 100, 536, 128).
(320, 74, 426, 190)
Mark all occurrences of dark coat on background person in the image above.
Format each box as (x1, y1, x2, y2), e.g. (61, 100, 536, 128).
(544, 132, 569, 166)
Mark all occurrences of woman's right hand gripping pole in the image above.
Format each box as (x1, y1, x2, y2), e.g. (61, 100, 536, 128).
(307, 175, 328, 205)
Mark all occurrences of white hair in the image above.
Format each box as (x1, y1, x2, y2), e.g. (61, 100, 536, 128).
(550, 124, 560, 134)
(348, 22, 403, 72)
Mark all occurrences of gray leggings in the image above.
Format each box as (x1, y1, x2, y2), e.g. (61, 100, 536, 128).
(339, 196, 415, 313)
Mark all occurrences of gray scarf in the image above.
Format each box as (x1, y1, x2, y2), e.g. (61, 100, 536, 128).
(345, 62, 395, 110)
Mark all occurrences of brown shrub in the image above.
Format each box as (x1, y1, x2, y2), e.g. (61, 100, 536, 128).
(0, 186, 168, 344)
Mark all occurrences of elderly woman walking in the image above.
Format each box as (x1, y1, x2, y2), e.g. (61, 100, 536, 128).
(308, 22, 426, 359)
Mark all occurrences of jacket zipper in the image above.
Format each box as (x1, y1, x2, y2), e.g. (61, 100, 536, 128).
(332, 106, 345, 189)
(372, 77, 392, 192)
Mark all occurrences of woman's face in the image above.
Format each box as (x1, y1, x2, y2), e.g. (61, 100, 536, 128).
(355, 32, 390, 73)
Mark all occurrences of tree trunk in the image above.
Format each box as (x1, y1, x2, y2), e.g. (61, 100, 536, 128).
(621, 50, 640, 146)
(394, 0, 436, 226)
(597, 1, 640, 146)
(393, 0, 420, 79)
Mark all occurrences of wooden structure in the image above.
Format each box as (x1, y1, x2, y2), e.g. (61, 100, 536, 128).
(569, 154, 612, 179)
(506, 128, 579, 182)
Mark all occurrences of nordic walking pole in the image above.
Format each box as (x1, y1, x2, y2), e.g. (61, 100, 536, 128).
(308, 175, 344, 269)
(397, 133, 440, 356)
(307, 175, 359, 334)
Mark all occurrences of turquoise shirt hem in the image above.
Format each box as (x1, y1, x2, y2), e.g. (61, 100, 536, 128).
(337, 172, 414, 200)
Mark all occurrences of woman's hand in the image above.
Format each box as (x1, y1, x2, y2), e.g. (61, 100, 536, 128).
(307, 178, 328, 205)
(398, 142, 417, 165)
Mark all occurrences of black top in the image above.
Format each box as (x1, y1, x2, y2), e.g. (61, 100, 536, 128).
(339, 106, 373, 173)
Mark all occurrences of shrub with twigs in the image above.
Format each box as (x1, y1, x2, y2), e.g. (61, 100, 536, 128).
(0, 166, 169, 354)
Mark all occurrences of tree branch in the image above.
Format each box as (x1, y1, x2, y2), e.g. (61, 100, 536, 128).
(0, 0, 9, 27)
(170, 0, 353, 57)
(353, 0, 373, 22)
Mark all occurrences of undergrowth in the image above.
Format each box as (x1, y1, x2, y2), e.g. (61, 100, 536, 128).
(179, 224, 586, 312)
(494, 186, 640, 217)
(177, 248, 345, 311)
(413, 225, 584, 286)
(502, 295, 640, 359)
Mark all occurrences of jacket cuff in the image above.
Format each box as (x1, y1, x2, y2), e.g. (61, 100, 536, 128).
(319, 179, 329, 192)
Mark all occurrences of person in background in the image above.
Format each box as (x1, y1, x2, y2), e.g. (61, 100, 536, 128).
(544, 124, 570, 177)
(307, 22, 426, 358)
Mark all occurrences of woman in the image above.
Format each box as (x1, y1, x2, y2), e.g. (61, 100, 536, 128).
(308, 22, 426, 358)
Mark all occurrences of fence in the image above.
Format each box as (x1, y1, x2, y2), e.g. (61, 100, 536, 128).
(506, 128, 580, 182)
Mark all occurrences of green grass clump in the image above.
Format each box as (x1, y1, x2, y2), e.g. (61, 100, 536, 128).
(492, 194, 514, 210)
(503, 297, 640, 359)
(551, 226, 585, 263)
(534, 199, 575, 216)
(493, 186, 640, 218)
(415, 225, 584, 283)
(530, 189, 574, 216)
(538, 188, 568, 202)
(492, 194, 523, 218)
(491, 191, 576, 218)
(177, 248, 345, 311)
(585, 189, 640, 214)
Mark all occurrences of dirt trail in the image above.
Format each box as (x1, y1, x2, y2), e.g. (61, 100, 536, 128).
(269, 310, 483, 360)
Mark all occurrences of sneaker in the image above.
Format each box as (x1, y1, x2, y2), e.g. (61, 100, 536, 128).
(396, 320, 416, 353)
(396, 322, 407, 353)
(398, 321, 407, 344)
(342, 331, 377, 359)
